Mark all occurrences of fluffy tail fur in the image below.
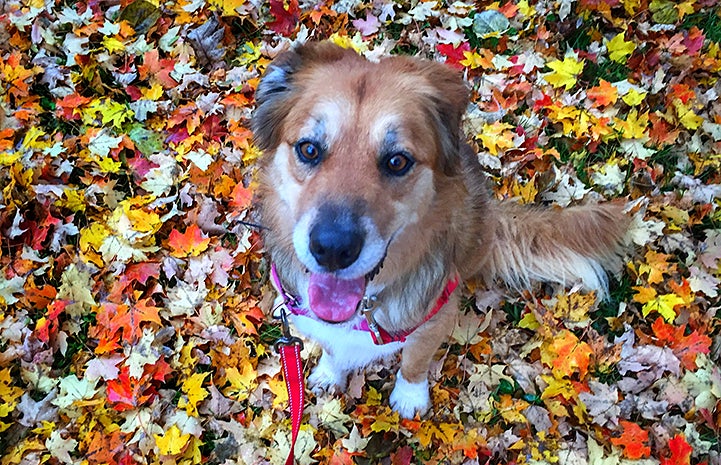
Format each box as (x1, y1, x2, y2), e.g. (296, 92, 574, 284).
(485, 202, 629, 299)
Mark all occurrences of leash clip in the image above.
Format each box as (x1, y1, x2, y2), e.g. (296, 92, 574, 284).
(361, 296, 384, 345)
(274, 307, 304, 352)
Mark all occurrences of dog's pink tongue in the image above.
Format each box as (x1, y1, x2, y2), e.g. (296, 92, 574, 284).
(308, 273, 365, 322)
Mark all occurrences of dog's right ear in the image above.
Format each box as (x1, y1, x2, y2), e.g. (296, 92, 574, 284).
(252, 49, 303, 151)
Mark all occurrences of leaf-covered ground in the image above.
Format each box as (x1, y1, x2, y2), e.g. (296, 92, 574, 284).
(1, 0, 721, 464)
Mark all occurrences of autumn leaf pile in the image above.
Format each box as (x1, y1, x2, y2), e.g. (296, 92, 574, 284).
(1, 0, 721, 463)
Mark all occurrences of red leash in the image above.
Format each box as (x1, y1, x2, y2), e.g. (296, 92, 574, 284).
(275, 308, 305, 465)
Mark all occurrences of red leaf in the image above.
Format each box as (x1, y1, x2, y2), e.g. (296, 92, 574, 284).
(267, 0, 300, 36)
(661, 434, 693, 465)
(436, 42, 471, 70)
(390, 446, 413, 465)
(106, 367, 155, 411)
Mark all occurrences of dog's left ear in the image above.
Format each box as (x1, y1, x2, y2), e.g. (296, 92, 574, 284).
(416, 60, 469, 177)
(253, 43, 357, 151)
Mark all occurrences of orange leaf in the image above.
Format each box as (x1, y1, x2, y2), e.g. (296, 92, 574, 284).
(229, 183, 253, 209)
(168, 224, 211, 257)
(587, 79, 618, 107)
(541, 329, 593, 378)
(652, 317, 711, 370)
(611, 420, 651, 459)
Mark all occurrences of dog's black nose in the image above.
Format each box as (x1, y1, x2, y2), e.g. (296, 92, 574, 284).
(309, 208, 365, 272)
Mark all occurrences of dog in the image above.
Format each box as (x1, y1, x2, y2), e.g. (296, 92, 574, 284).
(251, 42, 629, 418)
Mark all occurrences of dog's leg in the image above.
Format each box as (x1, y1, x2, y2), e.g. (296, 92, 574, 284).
(389, 298, 458, 418)
(307, 350, 348, 394)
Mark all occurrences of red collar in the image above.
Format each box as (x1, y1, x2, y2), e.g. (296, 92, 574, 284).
(270, 263, 459, 345)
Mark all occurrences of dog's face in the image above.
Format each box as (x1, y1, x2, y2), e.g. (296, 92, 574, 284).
(253, 43, 468, 322)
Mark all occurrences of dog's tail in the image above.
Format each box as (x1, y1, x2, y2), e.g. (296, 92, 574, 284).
(485, 202, 630, 299)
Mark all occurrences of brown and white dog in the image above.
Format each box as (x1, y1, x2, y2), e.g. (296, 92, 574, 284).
(252, 42, 629, 418)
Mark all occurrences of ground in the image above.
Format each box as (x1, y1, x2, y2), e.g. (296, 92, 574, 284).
(0, 0, 721, 464)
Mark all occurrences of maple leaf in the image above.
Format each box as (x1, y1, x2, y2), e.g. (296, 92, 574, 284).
(642, 293, 685, 322)
(661, 434, 693, 465)
(46, 430, 78, 464)
(437, 42, 472, 70)
(611, 420, 651, 459)
(267, 0, 300, 36)
(544, 56, 584, 90)
(606, 32, 636, 63)
(587, 80, 618, 107)
(652, 318, 711, 370)
(155, 425, 191, 456)
(168, 224, 211, 257)
(541, 329, 593, 378)
(179, 372, 210, 416)
(477, 121, 515, 155)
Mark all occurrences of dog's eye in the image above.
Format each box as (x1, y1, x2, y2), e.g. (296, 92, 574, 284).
(295, 141, 323, 165)
(383, 152, 414, 176)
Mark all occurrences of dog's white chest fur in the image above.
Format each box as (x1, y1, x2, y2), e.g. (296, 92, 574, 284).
(292, 313, 403, 370)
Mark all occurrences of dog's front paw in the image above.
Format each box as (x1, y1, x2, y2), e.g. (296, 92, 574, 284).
(307, 354, 347, 395)
(389, 372, 430, 419)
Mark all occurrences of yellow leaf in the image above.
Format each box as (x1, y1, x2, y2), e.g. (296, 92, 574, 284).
(478, 121, 515, 155)
(0, 402, 14, 417)
(621, 88, 647, 106)
(621, 0, 642, 14)
(616, 109, 649, 139)
(179, 372, 209, 416)
(155, 425, 190, 456)
(97, 156, 123, 173)
(58, 188, 86, 213)
(642, 293, 685, 322)
(607, 33, 636, 63)
(677, 0, 695, 19)
(31, 420, 56, 437)
(122, 201, 162, 233)
(517, 0, 536, 17)
(223, 361, 257, 401)
(102, 36, 125, 53)
(460, 50, 493, 69)
(268, 375, 289, 409)
(518, 312, 540, 330)
(366, 386, 382, 406)
(632, 286, 657, 304)
(370, 408, 399, 432)
(21, 126, 46, 149)
(142, 83, 165, 101)
(551, 292, 595, 323)
(637, 250, 675, 284)
(674, 100, 704, 130)
(541, 375, 576, 401)
(79, 224, 108, 251)
(545, 56, 584, 90)
(209, 0, 245, 16)
(0, 152, 22, 166)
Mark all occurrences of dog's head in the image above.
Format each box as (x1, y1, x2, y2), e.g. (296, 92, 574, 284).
(253, 43, 468, 322)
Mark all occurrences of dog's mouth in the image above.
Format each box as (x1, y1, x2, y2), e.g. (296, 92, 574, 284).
(307, 255, 386, 323)
(308, 273, 366, 322)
